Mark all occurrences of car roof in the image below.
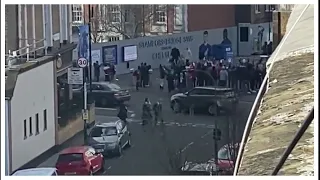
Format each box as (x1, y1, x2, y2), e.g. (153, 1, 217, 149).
(12, 168, 57, 176)
(94, 121, 118, 128)
(60, 146, 90, 154)
(194, 86, 233, 91)
(93, 81, 120, 87)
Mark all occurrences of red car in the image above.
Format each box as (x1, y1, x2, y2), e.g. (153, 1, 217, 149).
(55, 146, 105, 175)
(216, 143, 239, 173)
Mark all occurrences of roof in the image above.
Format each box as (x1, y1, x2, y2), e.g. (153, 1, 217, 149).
(12, 168, 57, 176)
(60, 146, 90, 154)
(238, 4, 314, 175)
(195, 86, 233, 91)
(5, 43, 77, 99)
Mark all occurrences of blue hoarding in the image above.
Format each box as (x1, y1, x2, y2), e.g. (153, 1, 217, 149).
(102, 45, 118, 65)
(78, 25, 89, 61)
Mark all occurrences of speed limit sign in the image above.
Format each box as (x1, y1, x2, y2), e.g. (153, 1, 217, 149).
(77, 58, 88, 68)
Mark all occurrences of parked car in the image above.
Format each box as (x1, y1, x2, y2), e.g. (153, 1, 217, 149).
(87, 120, 131, 156)
(55, 146, 104, 175)
(170, 86, 238, 115)
(12, 168, 58, 176)
(73, 82, 131, 107)
(206, 143, 239, 175)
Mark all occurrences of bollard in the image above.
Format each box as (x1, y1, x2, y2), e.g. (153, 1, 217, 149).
(26, 44, 30, 62)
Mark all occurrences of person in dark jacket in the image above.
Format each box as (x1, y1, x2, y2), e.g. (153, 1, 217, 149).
(171, 47, 180, 64)
(153, 100, 163, 126)
(141, 98, 152, 131)
(159, 64, 166, 90)
(93, 61, 100, 82)
(118, 103, 128, 123)
(167, 71, 175, 93)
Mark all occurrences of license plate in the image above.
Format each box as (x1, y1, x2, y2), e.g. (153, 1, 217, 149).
(65, 172, 76, 175)
(96, 149, 104, 153)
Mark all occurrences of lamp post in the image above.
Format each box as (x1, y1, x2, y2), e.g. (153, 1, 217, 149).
(88, 4, 93, 93)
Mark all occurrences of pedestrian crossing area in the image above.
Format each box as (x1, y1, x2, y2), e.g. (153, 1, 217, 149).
(95, 115, 215, 129)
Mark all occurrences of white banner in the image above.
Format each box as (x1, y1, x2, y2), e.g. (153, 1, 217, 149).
(91, 49, 102, 65)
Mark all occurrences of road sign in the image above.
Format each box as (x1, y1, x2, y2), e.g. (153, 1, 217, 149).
(82, 109, 89, 120)
(67, 68, 83, 85)
(77, 58, 88, 68)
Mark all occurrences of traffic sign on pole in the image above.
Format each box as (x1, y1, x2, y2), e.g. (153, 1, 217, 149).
(78, 58, 88, 68)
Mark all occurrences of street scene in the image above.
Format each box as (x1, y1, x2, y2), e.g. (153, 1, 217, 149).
(36, 69, 256, 175)
(6, 4, 313, 177)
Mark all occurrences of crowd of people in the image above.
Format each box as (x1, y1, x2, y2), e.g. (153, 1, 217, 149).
(155, 48, 267, 94)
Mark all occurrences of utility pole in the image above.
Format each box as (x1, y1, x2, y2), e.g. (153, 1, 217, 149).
(88, 4, 93, 93)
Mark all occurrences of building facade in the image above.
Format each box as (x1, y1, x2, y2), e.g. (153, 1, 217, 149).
(5, 59, 56, 173)
(71, 4, 187, 42)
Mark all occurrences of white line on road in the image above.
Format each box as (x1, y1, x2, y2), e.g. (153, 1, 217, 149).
(201, 129, 214, 139)
(181, 142, 194, 152)
(107, 166, 112, 170)
(95, 107, 118, 111)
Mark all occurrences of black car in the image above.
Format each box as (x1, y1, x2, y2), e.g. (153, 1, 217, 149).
(73, 82, 131, 107)
(170, 87, 238, 115)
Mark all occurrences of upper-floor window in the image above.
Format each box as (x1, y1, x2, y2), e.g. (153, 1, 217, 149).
(265, 5, 275, 12)
(254, 5, 261, 14)
(174, 5, 183, 26)
(124, 9, 131, 23)
(108, 5, 121, 23)
(72, 5, 83, 25)
(154, 5, 166, 24)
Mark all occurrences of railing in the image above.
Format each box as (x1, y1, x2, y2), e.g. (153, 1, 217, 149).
(6, 39, 46, 68)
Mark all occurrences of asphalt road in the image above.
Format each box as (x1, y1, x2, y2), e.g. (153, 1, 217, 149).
(38, 70, 256, 175)
(95, 71, 256, 175)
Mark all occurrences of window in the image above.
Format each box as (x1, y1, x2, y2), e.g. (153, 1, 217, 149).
(108, 36, 120, 42)
(23, 119, 27, 139)
(29, 117, 33, 136)
(35, 113, 39, 135)
(154, 5, 166, 23)
(240, 27, 249, 42)
(72, 5, 83, 25)
(43, 109, 47, 131)
(57, 153, 83, 162)
(89, 126, 118, 137)
(108, 5, 121, 23)
(254, 5, 261, 14)
(265, 5, 275, 12)
(124, 9, 130, 22)
(174, 5, 183, 26)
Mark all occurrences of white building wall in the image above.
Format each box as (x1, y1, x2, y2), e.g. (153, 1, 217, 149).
(10, 61, 55, 172)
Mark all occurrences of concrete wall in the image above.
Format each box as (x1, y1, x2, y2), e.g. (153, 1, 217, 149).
(10, 61, 55, 172)
(57, 103, 95, 145)
(90, 27, 238, 74)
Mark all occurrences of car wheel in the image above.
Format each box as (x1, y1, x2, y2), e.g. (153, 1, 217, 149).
(172, 101, 181, 113)
(208, 104, 219, 116)
(89, 169, 93, 175)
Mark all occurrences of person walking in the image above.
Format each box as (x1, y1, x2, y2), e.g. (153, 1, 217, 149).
(141, 98, 152, 132)
(152, 100, 163, 126)
(159, 64, 166, 91)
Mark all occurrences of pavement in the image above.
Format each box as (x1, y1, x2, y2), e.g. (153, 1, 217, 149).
(38, 69, 257, 175)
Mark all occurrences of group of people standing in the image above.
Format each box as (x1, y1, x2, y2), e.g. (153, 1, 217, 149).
(93, 61, 117, 82)
(132, 63, 152, 91)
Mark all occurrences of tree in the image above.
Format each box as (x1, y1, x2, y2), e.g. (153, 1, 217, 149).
(90, 5, 170, 42)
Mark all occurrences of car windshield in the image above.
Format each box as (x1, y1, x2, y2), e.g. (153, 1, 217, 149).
(89, 126, 118, 137)
(218, 148, 231, 160)
(106, 83, 121, 91)
(57, 153, 83, 162)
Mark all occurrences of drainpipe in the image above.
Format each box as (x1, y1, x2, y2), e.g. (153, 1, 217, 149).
(183, 5, 188, 32)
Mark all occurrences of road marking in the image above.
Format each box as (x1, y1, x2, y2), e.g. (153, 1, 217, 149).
(95, 107, 118, 111)
(201, 129, 213, 139)
(107, 166, 112, 170)
(181, 142, 194, 152)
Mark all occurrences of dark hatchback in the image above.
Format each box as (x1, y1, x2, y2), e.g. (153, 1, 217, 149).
(73, 82, 131, 107)
(170, 86, 238, 116)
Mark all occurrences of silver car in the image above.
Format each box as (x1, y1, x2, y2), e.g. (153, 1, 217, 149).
(87, 120, 131, 156)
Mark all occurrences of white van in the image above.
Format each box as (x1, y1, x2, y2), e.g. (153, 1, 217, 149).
(12, 168, 58, 176)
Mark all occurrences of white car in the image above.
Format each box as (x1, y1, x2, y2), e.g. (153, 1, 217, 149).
(12, 168, 58, 176)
